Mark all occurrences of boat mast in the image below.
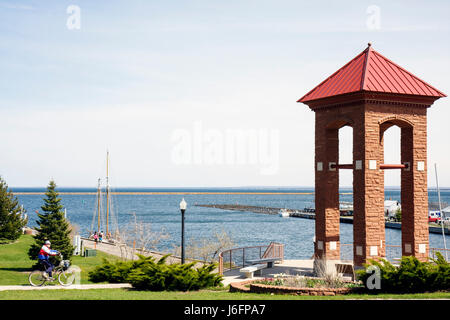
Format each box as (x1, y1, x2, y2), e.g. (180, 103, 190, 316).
(106, 150, 110, 237)
(434, 163, 448, 260)
(97, 178, 101, 233)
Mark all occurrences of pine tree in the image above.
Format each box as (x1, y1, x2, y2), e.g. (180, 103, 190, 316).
(0, 176, 27, 243)
(28, 180, 74, 263)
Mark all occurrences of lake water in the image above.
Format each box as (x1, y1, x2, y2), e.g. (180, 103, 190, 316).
(13, 187, 450, 259)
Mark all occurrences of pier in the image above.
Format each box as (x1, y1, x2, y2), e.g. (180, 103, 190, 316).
(195, 204, 450, 235)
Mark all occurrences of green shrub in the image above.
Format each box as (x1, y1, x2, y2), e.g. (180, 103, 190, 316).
(88, 259, 132, 283)
(357, 252, 450, 293)
(430, 252, 450, 290)
(394, 208, 401, 222)
(88, 254, 223, 291)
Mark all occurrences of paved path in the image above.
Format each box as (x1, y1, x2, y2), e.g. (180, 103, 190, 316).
(4, 237, 317, 290)
(83, 239, 319, 287)
(0, 283, 132, 291)
(82, 238, 204, 268)
(0, 259, 320, 290)
(0, 260, 315, 290)
(0, 239, 195, 292)
(83, 238, 173, 261)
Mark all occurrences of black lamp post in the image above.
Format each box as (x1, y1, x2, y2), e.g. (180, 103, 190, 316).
(179, 198, 187, 264)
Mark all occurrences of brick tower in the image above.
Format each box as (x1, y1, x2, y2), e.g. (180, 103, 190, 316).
(298, 44, 446, 266)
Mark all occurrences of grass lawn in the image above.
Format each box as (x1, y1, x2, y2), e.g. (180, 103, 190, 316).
(0, 288, 449, 300)
(0, 235, 120, 285)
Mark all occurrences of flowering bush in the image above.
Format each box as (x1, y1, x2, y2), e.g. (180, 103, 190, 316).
(253, 274, 356, 289)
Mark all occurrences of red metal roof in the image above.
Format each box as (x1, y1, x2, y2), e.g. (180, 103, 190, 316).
(298, 44, 446, 103)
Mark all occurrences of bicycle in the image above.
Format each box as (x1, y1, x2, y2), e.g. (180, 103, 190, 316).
(28, 254, 76, 287)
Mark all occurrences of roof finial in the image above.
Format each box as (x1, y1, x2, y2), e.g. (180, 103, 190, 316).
(368, 42, 372, 47)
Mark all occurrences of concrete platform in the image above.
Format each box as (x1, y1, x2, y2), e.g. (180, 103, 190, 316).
(221, 259, 315, 286)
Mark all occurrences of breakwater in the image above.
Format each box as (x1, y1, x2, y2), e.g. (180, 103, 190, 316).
(196, 204, 351, 222)
(196, 204, 450, 235)
(195, 204, 289, 214)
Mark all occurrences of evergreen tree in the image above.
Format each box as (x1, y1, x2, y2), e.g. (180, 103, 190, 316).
(395, 208, 402, 222)
(0, 176, 27, 242)
(28, 180, 74, 262)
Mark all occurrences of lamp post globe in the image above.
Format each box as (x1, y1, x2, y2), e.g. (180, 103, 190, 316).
(180, 198, 187, 211)
(180, 198, 187, 264)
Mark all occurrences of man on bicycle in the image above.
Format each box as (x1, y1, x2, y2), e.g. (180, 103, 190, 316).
(38, 240, 59, 280)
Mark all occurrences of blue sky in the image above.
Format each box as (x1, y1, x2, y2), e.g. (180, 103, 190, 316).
(1, 0, 449, 187)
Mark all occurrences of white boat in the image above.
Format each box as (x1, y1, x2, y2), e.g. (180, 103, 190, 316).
(339, 202, 353, 211)
(339, 202, 354, 216)
(278, 209, 290, 218)
(384, 200, 401, 220)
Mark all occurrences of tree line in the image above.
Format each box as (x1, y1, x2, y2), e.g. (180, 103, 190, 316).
(0, 176, 74, 264)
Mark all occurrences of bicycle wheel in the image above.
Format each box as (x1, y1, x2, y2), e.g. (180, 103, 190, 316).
(58, 269, 75, 286)
(29, 270, 47, 287)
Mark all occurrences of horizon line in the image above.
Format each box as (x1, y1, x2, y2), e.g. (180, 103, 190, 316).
(8, 185, 450, 189)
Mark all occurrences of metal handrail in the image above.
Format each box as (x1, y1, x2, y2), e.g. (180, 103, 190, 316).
(218, 242, 284, 275)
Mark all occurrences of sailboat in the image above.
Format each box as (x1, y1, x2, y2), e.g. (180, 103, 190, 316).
(434, 163, 448, 261)
(90, 151, 120, 243)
